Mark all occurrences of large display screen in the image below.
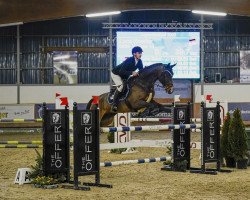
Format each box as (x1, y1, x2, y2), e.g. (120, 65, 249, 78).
(116, 31, 200, 79)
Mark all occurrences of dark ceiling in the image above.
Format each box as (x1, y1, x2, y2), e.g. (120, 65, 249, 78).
(0, 0, 250, 25)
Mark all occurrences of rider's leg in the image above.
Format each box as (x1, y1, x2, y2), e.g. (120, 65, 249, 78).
(110, 72, 123, 111)
(111, 72, 123, 91)
(112, 89, 121, 112)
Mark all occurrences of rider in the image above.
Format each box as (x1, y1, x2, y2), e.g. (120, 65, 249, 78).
(111, 46, 144, 111)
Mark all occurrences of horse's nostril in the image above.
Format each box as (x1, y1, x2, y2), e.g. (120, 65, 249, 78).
(168, 88, 174, 94)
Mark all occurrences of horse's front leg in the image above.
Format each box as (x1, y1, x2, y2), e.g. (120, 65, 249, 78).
(133, 99, 154, 110)
(132, 100, 157, 117)
(150, 99, 172, 113)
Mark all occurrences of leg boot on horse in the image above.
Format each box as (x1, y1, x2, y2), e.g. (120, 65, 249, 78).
(111, 89, 121, 112)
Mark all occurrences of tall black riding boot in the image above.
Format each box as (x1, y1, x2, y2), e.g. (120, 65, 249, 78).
(111, 90, 120, 112)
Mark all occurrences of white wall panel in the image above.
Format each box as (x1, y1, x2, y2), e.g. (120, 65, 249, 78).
(2, 84, 250, 105)
(0, 86, 17, 104)
(20, 85, 110, 104)
(194, 84, 250, 103)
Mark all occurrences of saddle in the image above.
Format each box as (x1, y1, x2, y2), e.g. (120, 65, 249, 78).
(107, 79, 131, 104)
(107, 76, 154, 114)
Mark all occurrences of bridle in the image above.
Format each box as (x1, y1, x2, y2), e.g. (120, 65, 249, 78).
(165, 69, 173, 77)
(155, 69, 173, 87)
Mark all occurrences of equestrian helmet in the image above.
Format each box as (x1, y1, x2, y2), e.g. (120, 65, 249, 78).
(132, 46, 143, 54)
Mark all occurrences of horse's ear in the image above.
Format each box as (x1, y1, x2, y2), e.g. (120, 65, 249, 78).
(170, 63, 177, 68)
(164, 63, 170, 69)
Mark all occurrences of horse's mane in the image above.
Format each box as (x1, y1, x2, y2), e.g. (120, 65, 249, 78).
(127, 62, 174, 92)
(140, 63, 163, 73)
(139, 63, 174, 77)
(139, 63, 164, 77)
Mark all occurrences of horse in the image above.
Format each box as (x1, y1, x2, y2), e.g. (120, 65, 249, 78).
(87, 63, 175, 127)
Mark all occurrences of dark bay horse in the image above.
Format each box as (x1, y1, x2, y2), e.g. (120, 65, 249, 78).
(87, 63, 175, 126)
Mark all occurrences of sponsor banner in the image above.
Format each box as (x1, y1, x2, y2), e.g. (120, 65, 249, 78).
(202, 107, 219, 162)
(228, 103, 250, 121)
(173, 106, 190, 162)
(53, 51, 78, 84)
(0, 105, 34, 119)
(240, 50, 250, 83)
(35, 104, 55, 119)
(154, 79, 191, 99)
(114, 113, 131, 143)
(43, 109, 69, 175)
(74, 109, 98, 174)
(131, 110, 172, 118)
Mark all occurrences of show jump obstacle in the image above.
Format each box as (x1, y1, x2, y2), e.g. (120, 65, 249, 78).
(160, 102, 231, 174)
(103, 102, 231, 174)
(42, 101, 230, 190)
(42, 103, 112, 191)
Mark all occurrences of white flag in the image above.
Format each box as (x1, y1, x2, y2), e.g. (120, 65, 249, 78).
(201, 95, 205, 102)
(174, 95, 181, 102)
(55, 92, 74, 110)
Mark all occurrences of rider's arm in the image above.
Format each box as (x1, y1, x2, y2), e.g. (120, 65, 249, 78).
(137, 60, 143, 71)
(118, 58, 134, 77)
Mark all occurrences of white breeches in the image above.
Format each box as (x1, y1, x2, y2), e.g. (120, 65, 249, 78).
(111, 72, 124, 92)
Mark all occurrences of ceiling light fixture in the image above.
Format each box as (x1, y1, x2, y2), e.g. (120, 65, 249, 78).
(192, 10, 227, 16)
(0, 22, 23, 28)
(86, 11, 121, 18)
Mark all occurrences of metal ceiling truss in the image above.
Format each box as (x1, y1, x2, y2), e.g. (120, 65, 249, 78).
(103, 23, 213, 30)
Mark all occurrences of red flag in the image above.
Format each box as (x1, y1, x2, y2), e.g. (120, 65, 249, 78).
(59, 97, 68, 106)
(56, 93, 61, 98)
(206, 95, 213, 102)
(92, 96, 99, 105)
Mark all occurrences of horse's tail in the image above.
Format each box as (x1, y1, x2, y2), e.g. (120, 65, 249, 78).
(86, 96, 100, 110)
(86, 98, 93, 109)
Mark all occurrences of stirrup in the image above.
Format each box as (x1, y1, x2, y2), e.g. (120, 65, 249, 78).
(111, 105, 118, 112)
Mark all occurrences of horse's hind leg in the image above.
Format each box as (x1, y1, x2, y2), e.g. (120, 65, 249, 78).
(100, 113, 116, 127)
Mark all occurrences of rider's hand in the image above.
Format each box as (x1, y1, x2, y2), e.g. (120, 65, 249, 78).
(132, 71, 139, 76)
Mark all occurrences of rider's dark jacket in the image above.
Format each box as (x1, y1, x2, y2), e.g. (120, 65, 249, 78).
(112, 56, 143, 79)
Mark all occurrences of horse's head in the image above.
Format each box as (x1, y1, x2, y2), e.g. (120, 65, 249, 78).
(159, 63, 176, 94)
